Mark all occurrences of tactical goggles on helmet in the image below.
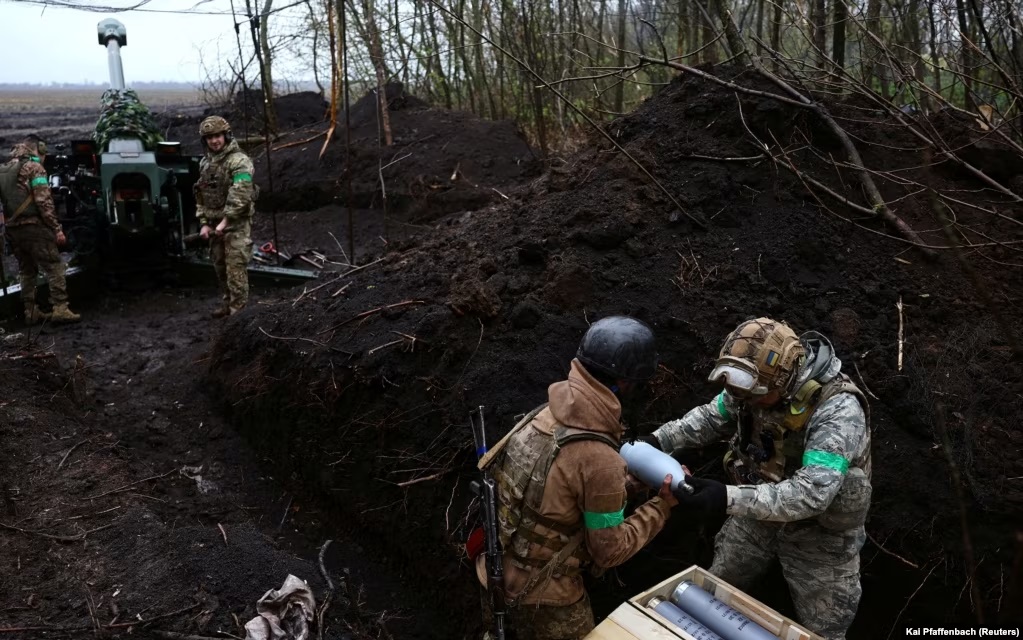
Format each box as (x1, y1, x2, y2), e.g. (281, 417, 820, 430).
(707, 356, 769, 398)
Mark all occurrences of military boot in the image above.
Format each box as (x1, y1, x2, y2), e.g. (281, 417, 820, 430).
(50, 304, 81, 323)
(211, 303, 231, 319)
(23, 305, 51, 326)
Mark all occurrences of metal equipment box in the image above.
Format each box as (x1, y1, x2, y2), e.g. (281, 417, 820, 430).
(586, 565, 822, 640)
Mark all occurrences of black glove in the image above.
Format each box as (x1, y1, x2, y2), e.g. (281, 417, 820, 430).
(638, 433, 662, 451)
(674, 475, 727, 517)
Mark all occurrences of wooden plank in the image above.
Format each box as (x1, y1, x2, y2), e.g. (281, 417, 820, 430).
(587, 615, 638, 640)
(606, 603, 687, 639)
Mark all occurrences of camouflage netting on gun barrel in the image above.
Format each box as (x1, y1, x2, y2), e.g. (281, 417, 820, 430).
(94, 89, 164, 151)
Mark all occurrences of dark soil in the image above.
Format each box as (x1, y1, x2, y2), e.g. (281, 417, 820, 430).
(248, 83, 538, 218)
(206, 67, 1023, 639)
(0, 289, 417, 638)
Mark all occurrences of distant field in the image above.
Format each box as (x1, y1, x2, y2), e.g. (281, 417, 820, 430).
(0, 88, 203, 112)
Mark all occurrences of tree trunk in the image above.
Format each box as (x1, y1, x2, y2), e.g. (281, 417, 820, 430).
(360, 0, 393, 145)
(520, 0, 547, 152)
(833, 0, 847, 69)
(927, 0, 942, 98)
(615, 0, 627, 112)
(812, 0, 827, 68)
(954, 0, 974, 108)
(426, 8, 453, 109)
(306, 0, 325, 97)
(771, 0, 782, 70)
(866, 0, 889, 98)
(755, 0, 765, 55)
(258, 0, 279, 133)
(701, 0, 717, 63)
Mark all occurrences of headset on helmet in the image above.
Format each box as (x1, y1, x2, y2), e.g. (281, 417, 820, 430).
(708, 317, 805, 399)
(576, 316, 658, 383)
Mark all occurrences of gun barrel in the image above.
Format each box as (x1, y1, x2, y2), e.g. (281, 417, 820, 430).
(97, 19, 128, 90)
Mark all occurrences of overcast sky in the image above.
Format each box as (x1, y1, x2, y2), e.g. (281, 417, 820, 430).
(0, 0, 254, 84)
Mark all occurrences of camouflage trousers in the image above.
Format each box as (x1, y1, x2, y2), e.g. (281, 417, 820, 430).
(480, 590, 595, 640)
(210, 221, 252, 311)
(710, 516, 865, 640)
(6, 224, 68, 309)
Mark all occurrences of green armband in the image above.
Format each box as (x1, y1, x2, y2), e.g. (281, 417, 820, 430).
(30, 177, 48, 188)
(802, 450, 849, 474)
(584, 508, 625, 529)
(232, 172, 252, 183)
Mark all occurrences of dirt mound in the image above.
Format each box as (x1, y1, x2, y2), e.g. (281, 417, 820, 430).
(208, 67, 1023, 637)
(155, 90, 329, 155)
(0, 293, 395, 639)
(253, 82, 538, 217)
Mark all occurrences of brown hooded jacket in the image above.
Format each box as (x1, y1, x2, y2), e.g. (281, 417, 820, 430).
(478, 359, 672, 607)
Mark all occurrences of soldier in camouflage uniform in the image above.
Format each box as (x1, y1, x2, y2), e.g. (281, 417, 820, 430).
(195, 116, 256, 317)
(643, 318, 871, 640)
(0, 136, 80, 324)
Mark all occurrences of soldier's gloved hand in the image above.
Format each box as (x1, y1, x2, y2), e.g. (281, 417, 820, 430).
(674, 476, 726, 516)
(200, 225, 213, 240)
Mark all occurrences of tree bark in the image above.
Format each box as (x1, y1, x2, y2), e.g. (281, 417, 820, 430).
(866, 0, 889, 98)
(615, 0, 627, 112)
(954, 0, 974, 108)
(770, 0, 782, 70)
(812, 0, 827, 68)
(359, 0, 393, 145)
(833, 0, 847, 69)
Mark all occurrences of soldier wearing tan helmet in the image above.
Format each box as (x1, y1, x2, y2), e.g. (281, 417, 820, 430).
(195, 115, 256, 317)
(642, 318, 871, 640)
(0, 135, 80, 324)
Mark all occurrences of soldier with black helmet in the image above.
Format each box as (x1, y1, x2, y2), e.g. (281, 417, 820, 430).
(474, 316, 678, 639)
(195, 115, 256, 317)
(643, 317, 871, 640)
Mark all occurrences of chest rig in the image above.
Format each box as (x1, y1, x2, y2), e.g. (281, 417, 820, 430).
(489, 405, 619, 576)
(725, 374, 868, 484)
(196, 151, 236, 210)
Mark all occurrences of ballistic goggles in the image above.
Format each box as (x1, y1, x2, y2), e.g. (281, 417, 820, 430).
(707, 356, 769, 398)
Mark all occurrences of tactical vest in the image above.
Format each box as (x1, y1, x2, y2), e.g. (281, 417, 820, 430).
(196, 149, 239, 211)
(489, 404, 619, 577)
(725, 374, 872, 530)
(0, 158, 40, 223)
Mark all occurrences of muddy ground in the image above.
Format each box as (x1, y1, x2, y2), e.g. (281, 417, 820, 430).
(2, 72, 1023, 640)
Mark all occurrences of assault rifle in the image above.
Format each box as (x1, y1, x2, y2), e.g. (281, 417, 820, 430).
(469, 405, 506, 640)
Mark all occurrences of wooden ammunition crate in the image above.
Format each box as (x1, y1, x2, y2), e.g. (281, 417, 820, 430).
(586, 565, 822, 640)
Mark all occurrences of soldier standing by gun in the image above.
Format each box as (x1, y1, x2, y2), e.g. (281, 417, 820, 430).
(195, 116, 256, 318)
(469, 316, 678, 639)
(0, 135, 80, 324)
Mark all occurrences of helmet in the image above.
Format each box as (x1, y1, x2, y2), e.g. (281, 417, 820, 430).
(708, 317, 805, 399)
(576, 316, 658, 382)
(199, 116, 231, 138)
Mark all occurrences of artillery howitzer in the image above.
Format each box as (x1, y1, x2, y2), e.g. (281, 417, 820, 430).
(0, 19, 312, 313)
(41, 19, 205, 268)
